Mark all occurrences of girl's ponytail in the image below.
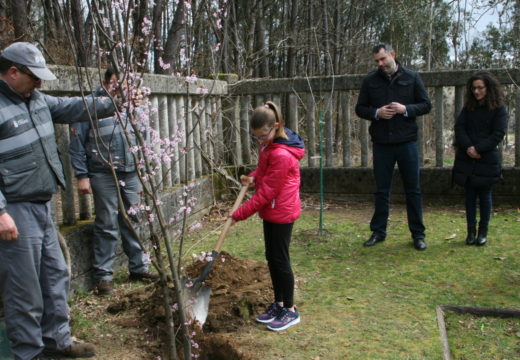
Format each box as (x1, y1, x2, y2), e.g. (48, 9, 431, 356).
(264, 101, 288, 140)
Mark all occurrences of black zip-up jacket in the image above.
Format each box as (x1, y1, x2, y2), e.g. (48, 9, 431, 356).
(355, 65, 431, 144)
(452, 104, 507, 188)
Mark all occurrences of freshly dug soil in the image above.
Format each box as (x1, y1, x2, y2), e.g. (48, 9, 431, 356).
(106, 251, 272, 359)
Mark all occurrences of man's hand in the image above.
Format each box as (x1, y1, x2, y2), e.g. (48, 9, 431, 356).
(376, 104, 397, 119)
(78, 178, 92, 194)
(466, 146, 481, 159)
(240, 175, 255, 188)
(388, 102, 407, 114)
(0, 212, 18, 241)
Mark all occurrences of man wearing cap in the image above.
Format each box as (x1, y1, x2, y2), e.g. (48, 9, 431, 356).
(0, 42, 116, 359)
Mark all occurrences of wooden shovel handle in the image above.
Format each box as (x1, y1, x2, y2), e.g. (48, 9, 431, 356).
(214, 185, 248, 252)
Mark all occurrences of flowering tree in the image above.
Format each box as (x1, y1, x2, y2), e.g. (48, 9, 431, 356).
(52, 0, 231, 359)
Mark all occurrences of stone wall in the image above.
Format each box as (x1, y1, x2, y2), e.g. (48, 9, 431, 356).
(300, 167, 520, 204)
(63, 176, 216, 292)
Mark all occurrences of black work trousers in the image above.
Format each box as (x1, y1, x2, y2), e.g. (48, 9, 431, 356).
(263, 220, 295, 309)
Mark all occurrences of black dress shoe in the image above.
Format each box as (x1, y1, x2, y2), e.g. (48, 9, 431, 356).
(364, 234, 385, 247)
(413, 238, 427, 250)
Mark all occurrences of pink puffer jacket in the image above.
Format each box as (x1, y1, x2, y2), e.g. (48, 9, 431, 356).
(232, 128, 305, 224)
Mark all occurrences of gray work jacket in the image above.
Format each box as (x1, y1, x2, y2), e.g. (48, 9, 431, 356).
(69, 87, 136, 178)
(0, 79, 116, 212)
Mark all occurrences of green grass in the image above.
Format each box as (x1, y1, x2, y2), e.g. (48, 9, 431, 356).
(186, 201, 520, 360)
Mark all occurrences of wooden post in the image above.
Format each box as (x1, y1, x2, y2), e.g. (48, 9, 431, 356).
(287, 93, 298, 133)
(324, 93, 334, 167)
(158, 95, 172, 188)
(435, 87, 444, 167)
(340, 92, 351, 167)
(55, 124, 76, 225)
(240, 95, 251, 164)
(305, 93, 317, 167)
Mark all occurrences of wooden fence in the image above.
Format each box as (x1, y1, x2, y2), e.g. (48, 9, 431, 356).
(43, 67, 519, 225)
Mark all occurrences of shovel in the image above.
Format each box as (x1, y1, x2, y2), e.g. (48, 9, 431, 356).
(185, 185, 249, 325)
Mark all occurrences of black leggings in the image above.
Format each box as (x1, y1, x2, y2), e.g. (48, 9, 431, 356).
(263, 220, 295, 308)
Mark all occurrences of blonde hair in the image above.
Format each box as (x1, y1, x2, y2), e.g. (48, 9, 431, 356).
(251, 101, 288, 140)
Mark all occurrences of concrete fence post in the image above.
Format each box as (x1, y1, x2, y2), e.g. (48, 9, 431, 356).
(158, 95, 171, 188)
(287, 93, 298, 133)
(435, 86, 444, 167)
(324, 93, 334, 167)
(340, 92, 351, 167)
(515, 87, 520, 167)
(55, 124, 77, 225)
(168, 96, 180, 185)
(305, 93, 317, 167)
(240, 95, 252, 164)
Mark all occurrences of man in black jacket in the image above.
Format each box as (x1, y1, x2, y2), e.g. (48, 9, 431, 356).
(355, 44, 431, 250)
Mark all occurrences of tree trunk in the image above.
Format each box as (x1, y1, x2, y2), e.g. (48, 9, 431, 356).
(160, 0, 186, 75)
(152, 0, 166, 73)
(254, 0, 269, 78)
(10, 0, 28, 41)
(70, 0, 89, 66)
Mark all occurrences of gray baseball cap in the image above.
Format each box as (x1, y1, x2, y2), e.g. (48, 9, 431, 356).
(1, 42, 57, 81)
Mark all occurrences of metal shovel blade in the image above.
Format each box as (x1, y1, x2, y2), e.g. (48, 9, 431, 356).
(182, 185, 248, 326)
(189, 285, 211, 324)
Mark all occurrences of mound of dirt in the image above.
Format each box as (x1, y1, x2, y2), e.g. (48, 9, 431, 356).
(106, 251, 272, 359)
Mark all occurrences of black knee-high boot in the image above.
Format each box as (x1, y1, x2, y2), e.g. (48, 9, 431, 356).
(476, 225, 488, 246)
(465, 225, 476, 245)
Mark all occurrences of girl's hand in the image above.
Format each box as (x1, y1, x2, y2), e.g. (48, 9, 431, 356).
(240, 175, 255, 187)
(227, 211, 237, 225)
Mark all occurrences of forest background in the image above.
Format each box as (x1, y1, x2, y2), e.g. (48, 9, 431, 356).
(0, 0, 518, 79)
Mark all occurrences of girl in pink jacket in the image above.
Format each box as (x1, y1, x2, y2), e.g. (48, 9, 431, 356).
(232, 101, 304, 331)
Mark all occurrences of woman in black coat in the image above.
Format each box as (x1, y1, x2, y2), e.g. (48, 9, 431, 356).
(453, 71, 507, 246)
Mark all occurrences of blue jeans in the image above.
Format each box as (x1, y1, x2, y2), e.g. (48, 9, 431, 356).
(464, 183, 492, 229)
(371, 141, 425, 239)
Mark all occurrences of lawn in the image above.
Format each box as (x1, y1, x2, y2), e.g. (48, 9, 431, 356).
(187, 199, 520, 360)
(69, 198, 520, 360)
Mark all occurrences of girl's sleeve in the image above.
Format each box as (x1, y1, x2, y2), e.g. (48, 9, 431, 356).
(474, 105, 507, 154)
(232, 151, 290, 221)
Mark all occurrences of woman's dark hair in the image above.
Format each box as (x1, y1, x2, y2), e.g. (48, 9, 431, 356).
(464, 71, 504, 111)
(251, 101, 288, 140)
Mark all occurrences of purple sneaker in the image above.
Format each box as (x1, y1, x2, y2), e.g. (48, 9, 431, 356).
(256, 302, 283, 323)
(267, 307, 300, 331)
